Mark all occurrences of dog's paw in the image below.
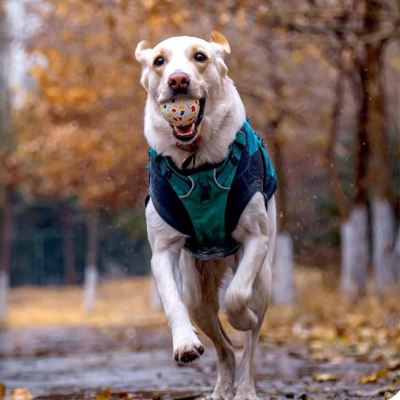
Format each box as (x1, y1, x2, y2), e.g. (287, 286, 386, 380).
(234, 393, 260, 400)
(203, 394, 233, 400)
(173, 328, 204, 363)
(172, 323, 204, 363)
(174, 341, 204, 363)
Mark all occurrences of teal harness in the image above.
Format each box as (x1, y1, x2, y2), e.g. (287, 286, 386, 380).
(147, 120, 277, 260)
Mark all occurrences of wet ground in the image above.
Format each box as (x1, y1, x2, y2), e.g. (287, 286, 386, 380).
(0, 326, 398, 400)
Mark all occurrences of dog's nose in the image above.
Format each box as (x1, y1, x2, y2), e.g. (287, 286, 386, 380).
(168, 73, 190, 92)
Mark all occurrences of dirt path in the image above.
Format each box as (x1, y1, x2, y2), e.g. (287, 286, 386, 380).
(1, 326, 398, 400)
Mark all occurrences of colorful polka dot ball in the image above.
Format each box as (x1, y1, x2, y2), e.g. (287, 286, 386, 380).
(160, 98, 200, 127)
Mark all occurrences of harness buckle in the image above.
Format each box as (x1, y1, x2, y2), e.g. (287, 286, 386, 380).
(230, 151, 240, 165)
(161, 167, 171, 178)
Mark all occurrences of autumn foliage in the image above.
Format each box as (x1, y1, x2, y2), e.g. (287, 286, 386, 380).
(10, 0, 151, 210)
(0, 0, 399, 282)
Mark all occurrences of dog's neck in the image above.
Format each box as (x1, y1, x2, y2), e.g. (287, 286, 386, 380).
(144, 83, 246, 169)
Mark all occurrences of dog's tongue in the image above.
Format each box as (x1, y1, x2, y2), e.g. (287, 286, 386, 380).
(174, 123, 195, 137)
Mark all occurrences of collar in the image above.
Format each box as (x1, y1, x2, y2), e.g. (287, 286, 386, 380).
(175, 135, 202, 153)
(175, 136, 202, 169)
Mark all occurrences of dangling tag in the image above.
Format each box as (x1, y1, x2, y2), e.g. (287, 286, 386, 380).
(182, 152, 196, 170)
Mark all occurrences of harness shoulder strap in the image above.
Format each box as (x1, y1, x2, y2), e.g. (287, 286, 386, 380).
(216, 131, 246, 188)
(150, 148, 193, 195)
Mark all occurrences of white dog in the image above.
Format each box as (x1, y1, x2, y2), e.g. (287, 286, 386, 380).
(135, 32, 277, 400)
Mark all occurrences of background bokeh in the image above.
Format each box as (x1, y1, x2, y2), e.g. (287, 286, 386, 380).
(1, 1, 400, 399)
(2, 0, 399, 291)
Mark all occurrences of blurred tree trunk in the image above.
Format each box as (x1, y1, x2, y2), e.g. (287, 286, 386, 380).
(0, 188, 14, 320)
(266, 45, 296, 306)
(364, 0, 396, 293)
(393, 227, 400, 280)
(0, 6, 13, 321)
(341, 207, 368, 298)
(327, 69, 348, 220)
(340, 59, 370, 300)
(271, 128, 296, 306)
(60, 205, 75, 285)
(325, 67, 357, 298)
(320, 4, 370, 300)
(325, 62, 368, 300)
(83, 208, 98, 311)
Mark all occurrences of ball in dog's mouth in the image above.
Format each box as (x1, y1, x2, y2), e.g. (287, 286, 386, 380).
(160, 97, 206, 142)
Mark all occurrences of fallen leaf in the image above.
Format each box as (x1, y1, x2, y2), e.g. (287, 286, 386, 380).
(299, 395, 317, 400)
(354, 388, 384, 397)
(109, 392, 134, 400)
(171, 392, 201, 400)
(8, 389, 33, 400)
(384, 391, 394, 400)
(95, 387, 112, 400)
(312, 373, 338, 382)
(360, 369, 389, 383)
(388, 359, 400, 371)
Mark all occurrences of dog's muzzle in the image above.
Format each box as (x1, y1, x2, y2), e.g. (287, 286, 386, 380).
(171, 97, 205, 142)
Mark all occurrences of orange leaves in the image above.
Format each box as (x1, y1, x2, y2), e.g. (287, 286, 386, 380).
(44, 86, 98, 106)
(1, 388, 34, 400)
(390, 57, 400, 70)
(234, 7, 247, 27)
(14, 0, 152, 210)
(311, 373, 338, 382)
(0, 153, 22, 188)
(291, 45, 325, 67)
(0, 0, 6, 18)
(360, 369, 389, 384)
(55, 2, 69, 17)
(84, 32, 110, 49)
(15, 115, 146, 208)
(29, 65, 50, 86)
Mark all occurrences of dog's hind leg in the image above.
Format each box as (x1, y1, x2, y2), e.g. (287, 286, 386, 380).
(234, 258, 271, 400)
(182, 254, 235, 400)
(233, 196, 276, 400)
(235, 327, 262, 400)
(222, 194, 276, 399)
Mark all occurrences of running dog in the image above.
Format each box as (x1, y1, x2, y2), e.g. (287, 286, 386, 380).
(135, 32, 277, 400)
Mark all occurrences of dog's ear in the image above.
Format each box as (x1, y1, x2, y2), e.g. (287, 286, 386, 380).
(209, 31, 230, 77)
(209, 31, 231, 56)
(135, 40, 152, 91)
(135, 40, 152, 65)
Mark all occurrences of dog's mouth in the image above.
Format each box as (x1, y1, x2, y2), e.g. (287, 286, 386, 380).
(171, 98, 205, 142)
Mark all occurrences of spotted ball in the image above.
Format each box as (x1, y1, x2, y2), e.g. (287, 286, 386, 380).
(160, 98, 200, 127)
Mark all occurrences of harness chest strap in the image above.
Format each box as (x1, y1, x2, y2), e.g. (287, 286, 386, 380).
(149, 132, 246, 257)
(149, 131, 246, 197)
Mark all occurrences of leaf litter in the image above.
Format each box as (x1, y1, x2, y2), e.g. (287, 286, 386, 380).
(2, 270, 400, 400)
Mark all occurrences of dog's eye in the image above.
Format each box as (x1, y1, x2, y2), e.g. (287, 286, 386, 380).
(194, 53, 207, 63)
(154, 56, 164, 66)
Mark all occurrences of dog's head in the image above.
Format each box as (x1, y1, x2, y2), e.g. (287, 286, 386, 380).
(135, 32, 231, 144)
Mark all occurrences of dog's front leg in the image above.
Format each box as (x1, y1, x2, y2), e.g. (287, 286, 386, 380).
(146, 200, 204, 363)
(226, 194, 277, 400)
(225, 193, 271, 332)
